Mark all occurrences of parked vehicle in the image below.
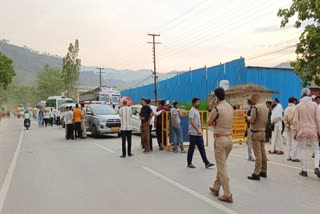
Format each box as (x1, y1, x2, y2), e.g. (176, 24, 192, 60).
(46, 96, 73, 109)
(85, 104, 121, 138)
(79, 87, 121, 109)
(131, 104, 157, 135)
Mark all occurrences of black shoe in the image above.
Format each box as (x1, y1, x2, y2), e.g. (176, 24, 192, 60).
(299, 171, 308, 177)
(120, 155, 126, 158)
(248, 174, 260, 181)
(128, 154, 134, 157)
(287, 158, 292, 161)
(259, 172, 267, 178)
(187, 164, 196, 168)
(314, 168, 320, 178)
(159, 147, 164, 151)
(205, 162, 215, 168)
(291, 159, 300, 162)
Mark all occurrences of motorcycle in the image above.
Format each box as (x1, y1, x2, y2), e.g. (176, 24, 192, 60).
(24, 119, 30, 130)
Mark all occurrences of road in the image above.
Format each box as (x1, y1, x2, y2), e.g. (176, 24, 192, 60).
(0, 118, 319, 214)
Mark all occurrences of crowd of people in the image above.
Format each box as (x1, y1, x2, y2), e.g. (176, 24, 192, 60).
(35, 104, 87, 140)
(118, 87, 320, 204)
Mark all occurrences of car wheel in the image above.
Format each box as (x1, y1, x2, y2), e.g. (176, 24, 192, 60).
(91, 125, 98, 138)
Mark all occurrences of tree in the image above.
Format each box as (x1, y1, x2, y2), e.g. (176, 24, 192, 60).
(62, 39, 81, 98)
(278, 0, 320, 86)
(36, 64, 65, 100)
(0, 52, 16, 89)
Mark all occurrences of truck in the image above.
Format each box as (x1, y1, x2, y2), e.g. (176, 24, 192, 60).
(79, 87, 121, 108)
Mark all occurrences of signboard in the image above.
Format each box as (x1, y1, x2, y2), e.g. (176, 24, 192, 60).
(232, 110, 247, 143)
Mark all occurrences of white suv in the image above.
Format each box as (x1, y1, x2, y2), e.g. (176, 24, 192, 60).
(131, 104, 157, 134)
(85, 104, 121, 138)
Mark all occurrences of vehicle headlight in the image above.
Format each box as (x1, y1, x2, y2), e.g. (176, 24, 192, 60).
(99, 119, 107, 125)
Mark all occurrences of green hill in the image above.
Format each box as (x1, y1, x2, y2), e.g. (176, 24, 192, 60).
(0, 40, 62, 84)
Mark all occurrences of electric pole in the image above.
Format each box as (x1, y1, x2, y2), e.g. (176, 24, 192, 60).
(96, 67, 104, 87)
(148, 33, 161, 104)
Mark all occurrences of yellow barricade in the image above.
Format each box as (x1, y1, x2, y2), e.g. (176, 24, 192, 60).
(161, 110, 209, 150)
(232, 110, 248, 144)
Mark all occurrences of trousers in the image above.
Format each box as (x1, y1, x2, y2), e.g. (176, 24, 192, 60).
(285, 129, 297, 159)
(74, 122, 82, 138)
(212, 136, 233, 197)
(247, 129, 253, 159)
(81, 119, 87, 137)
(156, 125, 166, 148)
(271, 125, 283, 152)
(172, 125, 184, 150)
(297, 139, 320, 171)
(187, 135, 209, 165)
(66, 124, 74, 140)
(252, 132, 268, 175)
(121, 130, 132, 156)
(141, 122, 150, 152)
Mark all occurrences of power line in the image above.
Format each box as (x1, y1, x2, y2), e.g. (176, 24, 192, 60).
(157, 0, 278, 59)
(246, 45, 296, 61)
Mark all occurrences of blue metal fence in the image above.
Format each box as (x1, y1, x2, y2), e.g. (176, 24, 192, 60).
(121, 58, 302, 107)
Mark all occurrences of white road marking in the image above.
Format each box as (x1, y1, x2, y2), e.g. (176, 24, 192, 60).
(142, 166, 239, 214)
(0, 128, 24, 214)
(95, 143, 115, 153)
(207, 148, 314, 173)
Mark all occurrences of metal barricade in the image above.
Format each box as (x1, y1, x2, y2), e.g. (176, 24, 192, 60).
(161, 110, 209, 150)
(232, 110, 248, 144)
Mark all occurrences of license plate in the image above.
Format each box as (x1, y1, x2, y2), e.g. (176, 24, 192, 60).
(112, 127, 120, 131)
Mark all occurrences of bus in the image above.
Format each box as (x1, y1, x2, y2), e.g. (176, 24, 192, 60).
(46, 96, 73, 109)
(79, 87, 121, 107)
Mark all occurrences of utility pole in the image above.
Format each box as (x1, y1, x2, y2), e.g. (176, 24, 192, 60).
(96, 67, 104, 87)
(148, 33, 161, 104)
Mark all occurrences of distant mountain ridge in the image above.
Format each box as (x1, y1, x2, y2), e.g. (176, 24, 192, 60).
(275, 62, 292, 69)
(0, 40, 176, 89)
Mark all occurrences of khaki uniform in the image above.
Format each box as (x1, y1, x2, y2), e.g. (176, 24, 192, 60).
(81, 108, 87, 138)
(208, 100, 233, 197)
(247, 103, 268, 175)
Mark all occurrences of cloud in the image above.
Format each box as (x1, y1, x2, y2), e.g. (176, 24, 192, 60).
(254, 24, 294, 33)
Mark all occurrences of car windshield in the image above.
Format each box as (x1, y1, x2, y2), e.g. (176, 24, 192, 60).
(100, 94, 110, 102)
(92, 105, 116, 115)
(112, 96, 120, 104)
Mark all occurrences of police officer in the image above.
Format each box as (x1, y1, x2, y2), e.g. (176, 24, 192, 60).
(245, 94, 268, 181)
(207, 87, 234, 203)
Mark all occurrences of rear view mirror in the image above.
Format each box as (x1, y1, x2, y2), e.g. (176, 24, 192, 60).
(87, 111, 93, 116)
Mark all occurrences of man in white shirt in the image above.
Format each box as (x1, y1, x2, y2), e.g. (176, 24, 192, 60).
(56, 110, 61, 126)
(284, 97, 299, 162)
(119, 99, 133, 158)
(270, 98, 284, 154)
(65, 107, 74, 140)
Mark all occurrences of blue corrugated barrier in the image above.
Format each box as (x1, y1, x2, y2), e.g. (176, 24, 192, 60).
(122, 58, 302, 107)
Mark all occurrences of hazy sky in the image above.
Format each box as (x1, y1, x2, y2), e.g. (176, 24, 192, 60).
(0, 0, 301, 72)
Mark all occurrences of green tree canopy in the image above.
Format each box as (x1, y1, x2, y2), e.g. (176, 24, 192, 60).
(36, 64, 65, 100)
(62, 39, 81, 98)
(0, 52, 16, 89)
(278, 0, 320, 86)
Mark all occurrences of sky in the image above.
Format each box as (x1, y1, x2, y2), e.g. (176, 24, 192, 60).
(0, 0, 303, 73)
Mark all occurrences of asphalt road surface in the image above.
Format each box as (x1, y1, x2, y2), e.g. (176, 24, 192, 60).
(0, 118, 319, 214)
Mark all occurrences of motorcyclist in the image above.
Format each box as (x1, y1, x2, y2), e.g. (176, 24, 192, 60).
(24, 110, 31, 127)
